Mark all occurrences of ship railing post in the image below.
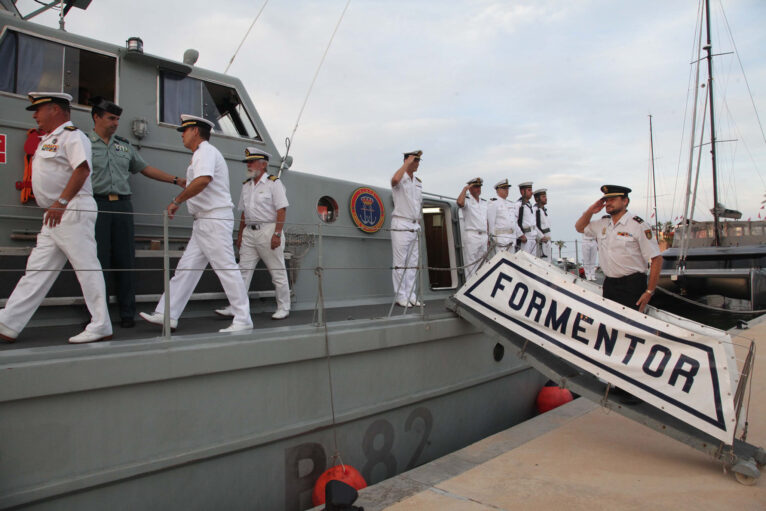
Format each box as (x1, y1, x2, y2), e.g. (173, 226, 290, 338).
(316, 222, 325, 326)
(416, 226, 425, 316)
(575, 239, 580, 276)
(162, 210, 171, 339)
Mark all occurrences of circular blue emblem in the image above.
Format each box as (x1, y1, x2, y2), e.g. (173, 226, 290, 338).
(350, 187, 385, 233)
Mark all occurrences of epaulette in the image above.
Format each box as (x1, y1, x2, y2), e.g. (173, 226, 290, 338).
(415, 177, 422, 183)
(242, 177, 252, 185)
(601, 215, 610, 219)
(268, 175, 278, 181)
(64, 125, 78, 131)
(490, 197, 497, 201)
(114, 135, 130, 143)
(632, 215, 645, 224)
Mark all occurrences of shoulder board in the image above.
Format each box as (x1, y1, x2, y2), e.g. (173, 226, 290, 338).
(632, 215, 645, 224)
(490, 197, 497, 201)
(242, 177, 252, 185)
(268, 175, 278, 181)
(415, 177, 422, 183)
(64, 125, 78, 131)
(601, 215, 610, 219)
(114, 135, 130, 143)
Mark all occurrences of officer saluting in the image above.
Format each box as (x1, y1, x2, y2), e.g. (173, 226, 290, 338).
(487, 178, 519, 255)
(575, 185, 661, 312)
(457, 177, 488, 278)
(515, 181, 537, 254)
(390, 149, 423, 307)
(215, 147, 291, 320)
(139, 115, 252, 332)
(0, 92, 112, 344)
(89, 98, 186, 328)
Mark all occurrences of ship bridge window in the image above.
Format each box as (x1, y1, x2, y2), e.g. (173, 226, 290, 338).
(0, 31, 116, 105)
(160, 71, 261, 140)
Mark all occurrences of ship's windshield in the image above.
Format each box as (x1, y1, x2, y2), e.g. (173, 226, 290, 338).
(160, 71, 261, 140)
(0, 30, 116, 105)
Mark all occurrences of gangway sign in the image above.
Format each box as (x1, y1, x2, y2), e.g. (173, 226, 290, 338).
(449, 251, 764, 482)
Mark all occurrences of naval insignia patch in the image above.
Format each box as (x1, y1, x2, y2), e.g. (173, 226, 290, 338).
(350, 187, 385, 233)
(645, 229, 652, 239)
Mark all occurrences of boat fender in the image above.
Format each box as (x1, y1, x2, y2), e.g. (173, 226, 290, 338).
(536, 381, 573, 414)
(312, 464, 367, 507)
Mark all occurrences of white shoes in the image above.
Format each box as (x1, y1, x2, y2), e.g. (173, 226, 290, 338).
(0, 321, 18, 342)
(219, 322, 253, 333)
(68, 330, 113, 344)
(214, 306, 234, 318)
(409, 300, 424, 307)
(396, 299, 411, 307)
(271, 309, 290, 320)
(139, 312, 178, 330)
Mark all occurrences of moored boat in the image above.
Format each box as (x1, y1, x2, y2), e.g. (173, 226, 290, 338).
(0, 3, 545, 509)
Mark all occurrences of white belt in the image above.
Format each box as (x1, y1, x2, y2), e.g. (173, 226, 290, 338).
(495, 228, 515, 235)
(521, 226, 532, 233)
(393, 215, 418, 223)
(466, 229, 486, 234)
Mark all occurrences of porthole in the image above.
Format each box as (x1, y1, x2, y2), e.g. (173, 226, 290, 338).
(317, 196, 339, 223)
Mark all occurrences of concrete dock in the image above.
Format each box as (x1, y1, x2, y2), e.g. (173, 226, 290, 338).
(355, 317, 766, 510)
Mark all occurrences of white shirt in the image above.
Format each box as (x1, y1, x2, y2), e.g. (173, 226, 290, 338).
(584, 212, 661, 278)
(487, 197, 519, 236)
(535, 204, 551, 238)
(516, 199, 537, 235)
(392, 172, 422, 221)
(238, 173, 289, 223)
(462, 195, 488, 232)
(185, 141, 234, 215)
(32, 121, 92, 208)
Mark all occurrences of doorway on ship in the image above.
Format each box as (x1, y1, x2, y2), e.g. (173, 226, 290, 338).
(422, 202, 458, 289)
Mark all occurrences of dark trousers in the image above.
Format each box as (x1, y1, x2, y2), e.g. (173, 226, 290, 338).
(602, 272, 647, 310)
(95, 198, 136, 320)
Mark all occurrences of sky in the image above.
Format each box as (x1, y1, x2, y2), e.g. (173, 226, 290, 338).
(13, 0, 766, 254)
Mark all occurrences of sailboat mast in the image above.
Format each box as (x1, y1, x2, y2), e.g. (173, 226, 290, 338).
(649, 114, 659, 235)
(704, 0, 721, 246)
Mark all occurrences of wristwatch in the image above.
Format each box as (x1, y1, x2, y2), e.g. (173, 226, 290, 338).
(171, 199, 181, 206)
(173, 177, 178, 185)
(274, 231, 282, 238)
(56, 198, 68, 206)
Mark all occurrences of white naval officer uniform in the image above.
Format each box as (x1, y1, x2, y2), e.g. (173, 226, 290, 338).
(152, 141, 252, 327)
(583, 213, 660, 279)
(391, 172, 423, 304)
(0, 121, 112, 338)
(582, 233, 598, 280)
(487, 197, 519, 255)
(237, 171, 290, 313)
(534, 203, 552, 259)
(516, 199, 537, 254)
(461, 195, 488, 278)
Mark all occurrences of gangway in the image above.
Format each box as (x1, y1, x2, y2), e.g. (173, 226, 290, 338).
(447, 251, 765, 485)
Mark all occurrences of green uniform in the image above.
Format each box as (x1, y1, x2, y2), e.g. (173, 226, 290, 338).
(89, 131, 148, 324)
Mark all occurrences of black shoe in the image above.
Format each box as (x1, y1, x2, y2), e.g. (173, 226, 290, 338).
(121, 318, 136, 328)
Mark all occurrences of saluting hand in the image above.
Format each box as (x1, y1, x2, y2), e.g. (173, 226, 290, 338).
(44, 202, 66, 227)
(588, 198, 606, 215)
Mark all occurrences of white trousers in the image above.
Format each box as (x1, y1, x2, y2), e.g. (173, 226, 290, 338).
(582, 239, 598, 280)
(0, 196, 111, 336)
(537, 240, 552, 260)
(491, 234, 516, 257)
(463, 230, 488, 279)
(520, 235, 537, 255)
(238, 223, 290, 312)
(391, 217, 419, 303)
(154, 208, 252, 326)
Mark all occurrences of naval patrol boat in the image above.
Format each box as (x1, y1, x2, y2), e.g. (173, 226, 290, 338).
(0, 3, 545, 509)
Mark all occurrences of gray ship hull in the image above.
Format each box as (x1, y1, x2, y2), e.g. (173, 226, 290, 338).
(0, 305, 544, 510)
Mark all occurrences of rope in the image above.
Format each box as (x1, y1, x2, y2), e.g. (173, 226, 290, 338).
(224, 0, 271, 74)
(278, 0, 353, 178)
